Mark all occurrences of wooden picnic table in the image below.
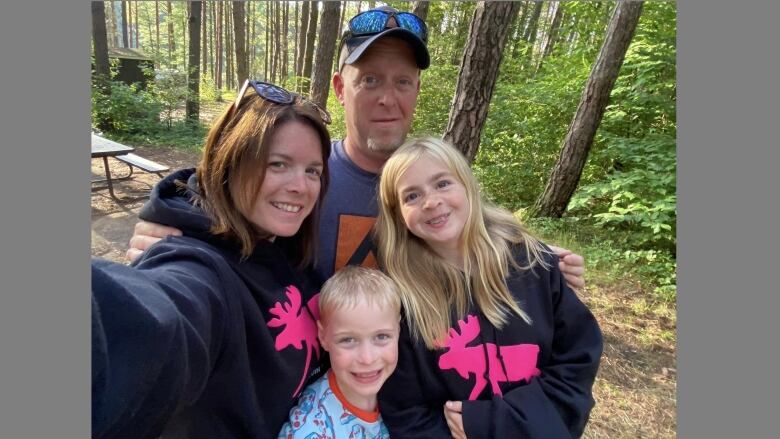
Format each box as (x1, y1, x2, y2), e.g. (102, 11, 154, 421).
(91, 133, 134, 199)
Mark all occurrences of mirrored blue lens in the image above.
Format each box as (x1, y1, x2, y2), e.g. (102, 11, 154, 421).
(349, 10, 426, 41)
(255, 82, 293, 105)
(349, 10, 388, 34)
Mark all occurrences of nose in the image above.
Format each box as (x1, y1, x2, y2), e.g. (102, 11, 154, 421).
(285, 169, 307, 193)
(357, 343, 376, 364)
(377, 85, 397, 108)
(422, 193, 441, 210)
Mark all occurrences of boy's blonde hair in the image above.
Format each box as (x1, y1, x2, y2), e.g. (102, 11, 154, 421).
(376, 136, 551, 349)
(318, 266, 401, 324)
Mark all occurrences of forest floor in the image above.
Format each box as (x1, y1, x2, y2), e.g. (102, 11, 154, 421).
(90, 101, 676, 438)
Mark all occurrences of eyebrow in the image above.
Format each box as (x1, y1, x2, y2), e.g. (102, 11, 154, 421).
(399, 171, 451, 195)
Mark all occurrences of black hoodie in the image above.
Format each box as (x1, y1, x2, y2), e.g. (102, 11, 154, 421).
(92, 169, 325, 438)
(377, 247, 603, 438)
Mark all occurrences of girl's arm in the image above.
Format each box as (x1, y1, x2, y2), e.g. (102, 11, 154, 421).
(461, 259, 603, 438)
(92, 246, 231, 438)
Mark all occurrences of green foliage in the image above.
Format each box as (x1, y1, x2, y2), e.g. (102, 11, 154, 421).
(91, 80, 162, 134)
(526, 216, 676, 303)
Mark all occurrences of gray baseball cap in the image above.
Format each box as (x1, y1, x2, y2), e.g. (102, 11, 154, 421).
(338, 6, 430, 71)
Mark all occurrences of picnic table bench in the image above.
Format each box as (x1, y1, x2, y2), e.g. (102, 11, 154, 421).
(91, 133, 169, 200)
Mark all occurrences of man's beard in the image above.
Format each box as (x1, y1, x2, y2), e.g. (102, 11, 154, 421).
(366, 133, 407, 153)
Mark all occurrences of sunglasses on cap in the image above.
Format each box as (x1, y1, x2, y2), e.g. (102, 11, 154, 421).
(347, 9, 428, 43)
(234, 80, 332, 125)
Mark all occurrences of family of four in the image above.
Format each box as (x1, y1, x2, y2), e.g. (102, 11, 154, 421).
(92, 6, 602, 438)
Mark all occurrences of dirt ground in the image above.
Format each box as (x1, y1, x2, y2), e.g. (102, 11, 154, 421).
(90, 143, 676, 438)
(91, 145, 201, 262)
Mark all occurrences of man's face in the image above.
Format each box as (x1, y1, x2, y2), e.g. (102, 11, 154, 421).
(334, 37, 421, 161)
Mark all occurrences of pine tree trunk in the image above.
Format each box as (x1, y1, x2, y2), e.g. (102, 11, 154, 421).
(412, 1, 430, 22)
(536, 1, 564, 73)
(121, 1, 129, 47)
(443, 1, 521, 163)
(186, 1, 202, 126)
(202, 1, 208, 77)
(155, 1, 160, 56)
(532, 1, 644, 218)
(91, 1, 111, 84)
(225, 2, 234, 90)
(167, 1, 174, 65)
(310, 0, 340, 107)
(296, 1, 311, 80)
(233, 1, 248, 86)
(302, 1, 319, 89)
(215, 0, 223, 96)
(522, 1, 543, 68)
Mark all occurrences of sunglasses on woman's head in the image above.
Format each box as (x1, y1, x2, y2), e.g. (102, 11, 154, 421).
(234, 80, 332, 125)
(347, 9, 428, 43)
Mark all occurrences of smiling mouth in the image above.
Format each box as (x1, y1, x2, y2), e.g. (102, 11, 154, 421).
(425, 213, 450, 225)
(271, 202, 303, 213)
(352, 370, 382, 383)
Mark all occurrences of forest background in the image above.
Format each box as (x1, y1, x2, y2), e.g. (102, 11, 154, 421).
(91, 1, 677, 437)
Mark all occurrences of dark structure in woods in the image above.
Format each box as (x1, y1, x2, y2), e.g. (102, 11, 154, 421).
(105, 48, 155, 88)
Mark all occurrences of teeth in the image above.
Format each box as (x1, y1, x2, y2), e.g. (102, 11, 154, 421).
(427, 213, 448, 225)
(272, 202, 302, 213)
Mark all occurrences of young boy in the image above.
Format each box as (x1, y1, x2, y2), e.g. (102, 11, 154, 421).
(278, 266, 401, 439)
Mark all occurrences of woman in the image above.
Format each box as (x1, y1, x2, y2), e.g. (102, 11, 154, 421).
(92, 81, 333, 438)
(375, 137, 603, 438)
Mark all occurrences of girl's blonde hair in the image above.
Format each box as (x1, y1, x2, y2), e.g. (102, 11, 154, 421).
(376, 136, 550, 349)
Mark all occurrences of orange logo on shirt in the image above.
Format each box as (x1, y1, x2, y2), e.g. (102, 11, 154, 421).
(334, 215, 378, 272)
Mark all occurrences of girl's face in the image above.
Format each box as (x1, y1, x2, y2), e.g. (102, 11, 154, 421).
(243, 120, 324, 239)
(395, 155, 469, 264)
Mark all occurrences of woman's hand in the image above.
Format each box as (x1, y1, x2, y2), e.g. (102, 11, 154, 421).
(444, 401, 467, 439)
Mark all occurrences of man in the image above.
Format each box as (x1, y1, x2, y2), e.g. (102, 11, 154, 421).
(126, 6, 586, 287)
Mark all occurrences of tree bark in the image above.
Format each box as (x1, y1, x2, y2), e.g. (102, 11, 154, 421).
(215, 0, 223, 96)
(302, 2, 319, 87)
(310, 1, 341, 108)
(532, 1, 644, 218)
(412, 1, 430, 22)
(443, 1, 520, 163)
(92, 1, 111, 81)
(536, 1, 564, 73)
(233, 1, 248, 86)
(202, 1, 208, 77)
(186, 1, 202, 126)
(296, 1, 310, 78)
(155, 1, 160, 55)
(167, 1, 175, 64)
(121, 1, 129, 47)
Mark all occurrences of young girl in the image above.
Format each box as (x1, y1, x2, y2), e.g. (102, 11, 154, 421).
(92, 81, 333, 438)
(375, 137, 603, 438)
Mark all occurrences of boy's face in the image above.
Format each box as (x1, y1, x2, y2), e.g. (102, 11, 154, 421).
(318, 297, 400, 410)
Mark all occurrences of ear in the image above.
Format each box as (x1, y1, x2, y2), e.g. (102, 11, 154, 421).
(317, 320, 329, 352)
(332, 72, 346, 106)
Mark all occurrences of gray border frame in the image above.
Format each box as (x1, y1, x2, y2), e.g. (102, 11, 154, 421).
(2, 0, 779, 435)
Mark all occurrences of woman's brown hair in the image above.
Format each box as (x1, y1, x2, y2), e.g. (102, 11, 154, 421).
(193, 88, 331, 266)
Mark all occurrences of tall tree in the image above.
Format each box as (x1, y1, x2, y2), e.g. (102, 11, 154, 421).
(233, 1, 248, 86)
(443, 1, 520, 163)
(412, 1, 430, 22)
(215, 0, 223, 97)
(522, 0, 544, 65)
(532, 1, 644, 217)
(121, 1, 129, 47)
(186, 1, 202, 126)
(310, 1, 341, 107)
(167, 1, 175, 64)
(202, 1, 208, 76)
(295, 1, 310, 78)
(536, 1, 564, 73)
(91, 0, 111, 96)
(155, 0, 160, 56)
(302, 2, 319, 85)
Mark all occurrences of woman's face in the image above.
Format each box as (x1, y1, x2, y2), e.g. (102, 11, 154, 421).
(244, 120, 324, 239)
(395, 154, 469, 263)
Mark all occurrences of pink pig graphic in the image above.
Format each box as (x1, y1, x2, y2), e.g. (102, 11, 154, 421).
(438, 314, 541, 400)
(267, 286, 321, 397)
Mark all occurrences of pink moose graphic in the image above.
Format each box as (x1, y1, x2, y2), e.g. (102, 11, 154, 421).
(438, 315, 541, 400)
(267, 286, 321, 397)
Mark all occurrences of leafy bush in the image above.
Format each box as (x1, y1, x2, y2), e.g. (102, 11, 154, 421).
(91, 80, 162, 135)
